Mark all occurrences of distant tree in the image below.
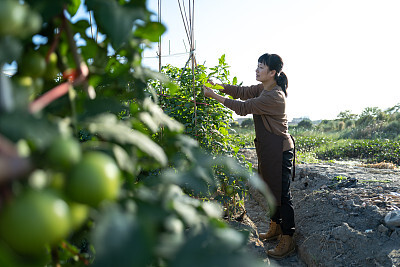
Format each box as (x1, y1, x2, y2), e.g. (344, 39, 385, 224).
(297, 119, 313, 129)
(345, 120, 355, 129)
(241, 118, 254, 128)
(383, 121, 400, 139)
(386, 103, 400, 114)
(377, 111, 389, 122)
(337, 110, 357, 121)
(317, 120, 336, 132)
(230, 121, 240, 128)
(338, 121, 345, 131)
(356, 107, 381, 126)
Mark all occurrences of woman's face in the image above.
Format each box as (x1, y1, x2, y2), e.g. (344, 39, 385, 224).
(256, 62, 274, 83)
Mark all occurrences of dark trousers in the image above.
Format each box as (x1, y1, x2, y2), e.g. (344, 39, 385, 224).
(271, 149, 295, 236)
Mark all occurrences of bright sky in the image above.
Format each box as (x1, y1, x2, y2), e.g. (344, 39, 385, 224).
(143, 0, 400, 121)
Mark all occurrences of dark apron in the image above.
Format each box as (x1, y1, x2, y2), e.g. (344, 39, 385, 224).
(253, 114, 284, 206)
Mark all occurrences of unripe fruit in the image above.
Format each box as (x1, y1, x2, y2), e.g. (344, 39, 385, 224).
(19, 52, 46, 78)
(66, 152, 121, 207)
(69, 202, 90, 231)
(46, 136, 82, 171)
(12, 75, 33, 89)
(44, 53, 60, 81)
(226, 185, 234, 196)
(20, 11, 42, 38)
(0, 190, 71, 255)
(0, 0, 27, 36)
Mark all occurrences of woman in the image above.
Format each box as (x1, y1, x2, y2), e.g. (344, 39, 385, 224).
(203, 53, 295, 259)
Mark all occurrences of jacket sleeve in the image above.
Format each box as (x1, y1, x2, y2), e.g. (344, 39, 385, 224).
(223, 90, 285, 116)
(222, 84, 263, 100)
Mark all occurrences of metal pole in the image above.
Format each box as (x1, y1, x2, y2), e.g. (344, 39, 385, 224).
(158, 0, 163, 94)
(191, 0, 197, 135)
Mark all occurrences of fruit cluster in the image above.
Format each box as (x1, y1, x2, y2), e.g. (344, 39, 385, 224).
(12, 50, 60, 100)
(0, 136, 121, 256)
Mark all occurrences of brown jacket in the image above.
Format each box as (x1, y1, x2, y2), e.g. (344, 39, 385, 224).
(222, 83, 294, 151)
(222, 83, 293, 205)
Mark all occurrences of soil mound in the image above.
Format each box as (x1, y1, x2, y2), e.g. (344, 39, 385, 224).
(236, 148, 400, 266)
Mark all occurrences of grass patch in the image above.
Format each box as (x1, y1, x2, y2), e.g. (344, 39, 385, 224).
(230, 126, 255, 148)
(315, 139, 400, 165)
(230, 125, 400, 167)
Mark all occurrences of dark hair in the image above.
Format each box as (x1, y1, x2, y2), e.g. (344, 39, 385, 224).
(258, 53, 288, 96)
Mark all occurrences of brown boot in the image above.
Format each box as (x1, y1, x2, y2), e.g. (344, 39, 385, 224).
(267, 235, 295, 259)
(259, 221, 282, 241)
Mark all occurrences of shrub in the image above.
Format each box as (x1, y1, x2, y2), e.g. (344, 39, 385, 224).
(297, 119, 313, 129)
(337, 121, 345, 131)
(241, 118, 254, 128)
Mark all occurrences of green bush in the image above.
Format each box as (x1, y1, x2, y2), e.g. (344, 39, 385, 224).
(315, 139, 400, 165)
(241, 118, 254, 128)
(297, 119, 313, 129)
(152, 57, 240, 155)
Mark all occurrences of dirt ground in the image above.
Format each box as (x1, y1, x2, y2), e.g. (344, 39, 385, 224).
(234, 148, 400, 267)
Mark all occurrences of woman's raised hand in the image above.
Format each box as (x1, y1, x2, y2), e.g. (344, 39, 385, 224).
(206, 79, 225, 90)
(203, 85, 214, 98)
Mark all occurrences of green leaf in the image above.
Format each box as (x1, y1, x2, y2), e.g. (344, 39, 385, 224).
(112, 144, 136, 174)
(232, 76, 238, 85)
(134, 22, 166, 42)
(67, 0, 82, 17)
(205, 82, 224, 90)
(141, 98, 183, 133)
(0, 111, 58, 149)
(80, 97, 127, 118)
(87, 113, 168, 166)
(86, 0, 147, 48)
(92, 204, 154, 267)
(169, 227, 265, 267)
(248, 173, 276, 214)
(25, 0, 65, 22)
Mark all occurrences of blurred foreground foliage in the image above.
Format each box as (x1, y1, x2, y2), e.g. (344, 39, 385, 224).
(0, 0, 270, 266)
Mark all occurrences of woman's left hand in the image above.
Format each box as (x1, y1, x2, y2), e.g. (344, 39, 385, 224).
(203, 85, 214, 98)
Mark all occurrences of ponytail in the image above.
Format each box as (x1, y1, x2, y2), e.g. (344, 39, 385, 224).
(276, 72, 288, 97)
(258, 53, 288, 96)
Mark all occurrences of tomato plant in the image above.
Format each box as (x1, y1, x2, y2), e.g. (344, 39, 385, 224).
(0, 0, 271, 266)
(154, 57, 241, 155)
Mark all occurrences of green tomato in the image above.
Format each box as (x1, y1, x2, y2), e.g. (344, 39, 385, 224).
(226, 185, 234, 196)
(12, 75, 43, 101)
(46, 136, 82, 171)
(20, 10, 42, 38)
(49, 172, 66, 191)
(66, 152, 121, 207)
(19, 52, 46, 78)
(44, 53, 60, 81)
(69, 202, 90, 231)
(0, 190, 71, 255)
(0, 0, 28, 36)
(12, 75, 33, 89)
